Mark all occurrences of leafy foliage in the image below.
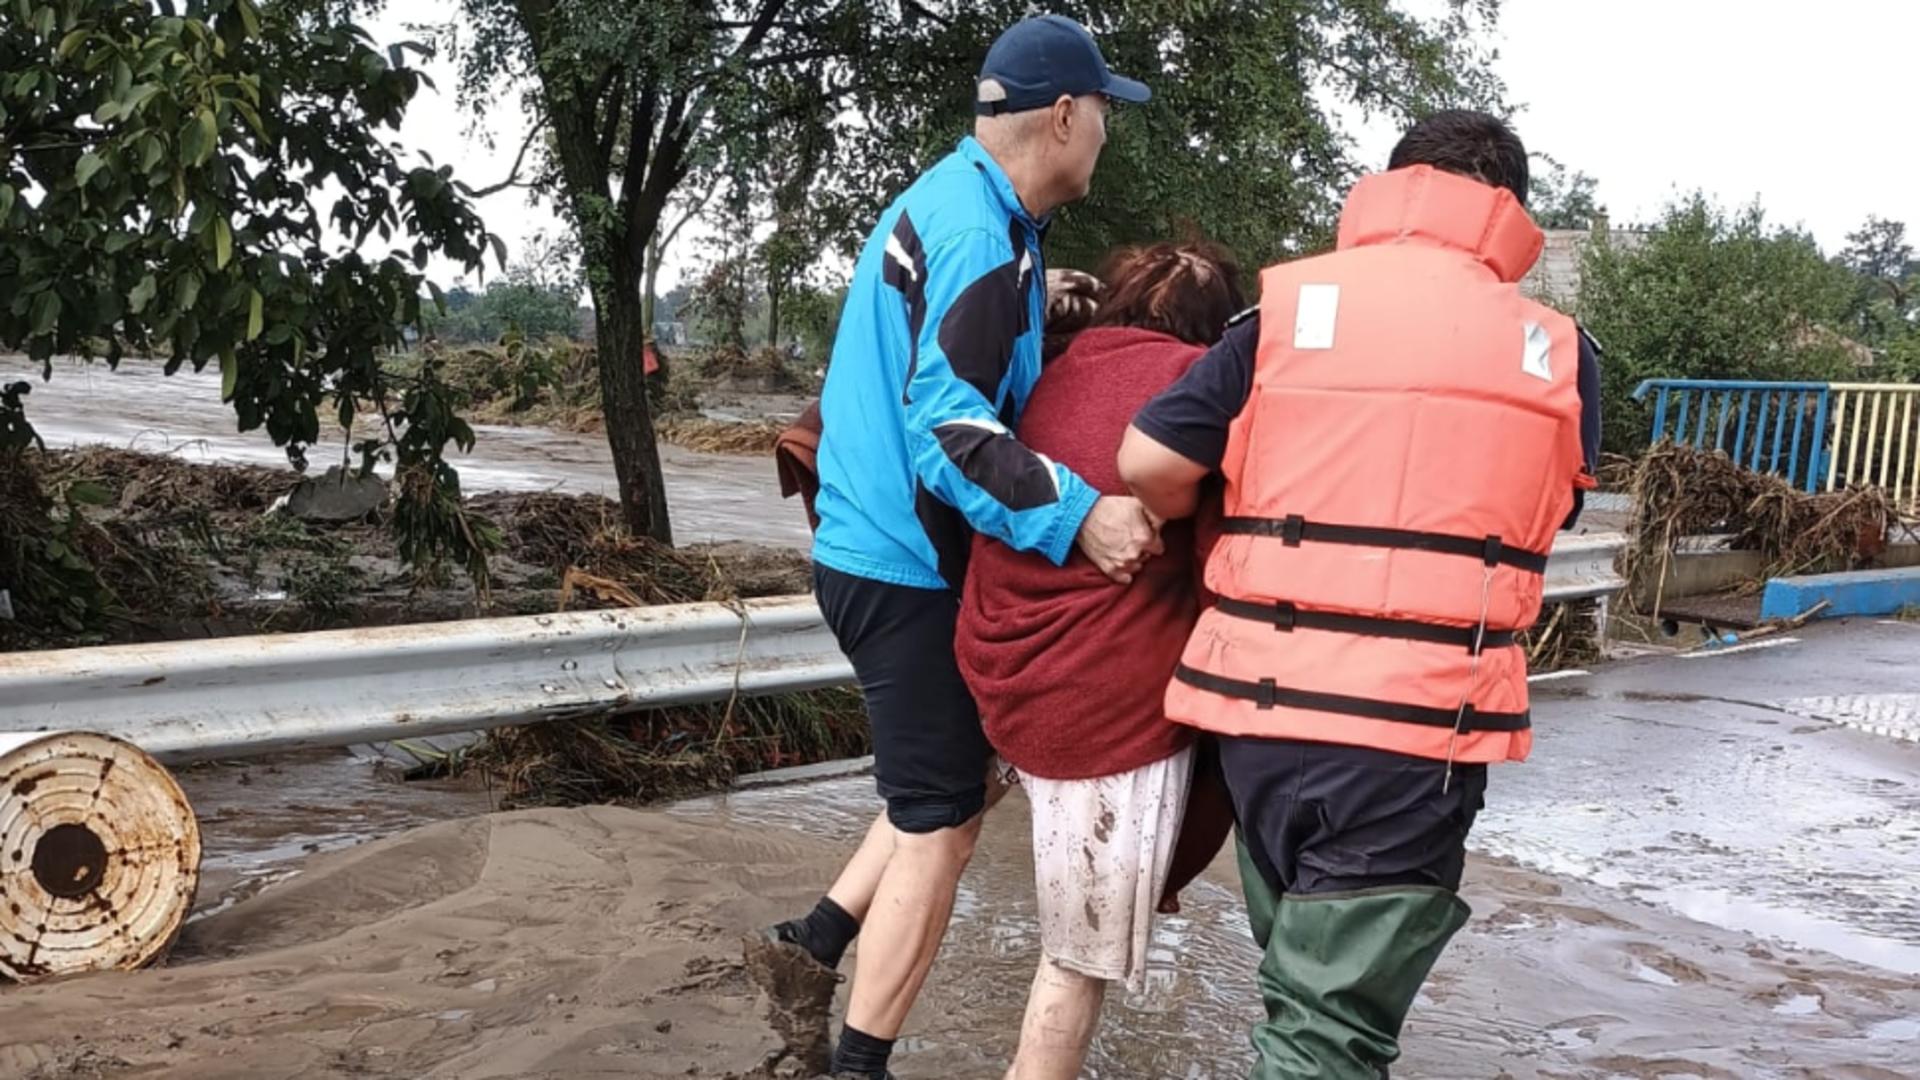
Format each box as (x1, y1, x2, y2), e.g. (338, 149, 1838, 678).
(429, 280, 582, 343)
(0, 0, 501, 588)
(1529, 157, 1600, 230)
(435, 0, 1509, 540)
(1578, 194, 1864, 453)
(1837, 215, 1917, 356)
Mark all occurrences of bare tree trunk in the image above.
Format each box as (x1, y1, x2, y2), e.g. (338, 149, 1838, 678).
(765, 278, 783, 350)
(642, 247, 662, 342)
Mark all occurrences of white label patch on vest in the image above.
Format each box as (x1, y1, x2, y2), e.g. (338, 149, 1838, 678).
(1521, 321, 1553, 382)
(1294, 284, 1340, 350)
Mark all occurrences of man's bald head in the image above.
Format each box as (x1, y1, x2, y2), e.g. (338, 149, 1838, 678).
(973, 91, 1110, 217)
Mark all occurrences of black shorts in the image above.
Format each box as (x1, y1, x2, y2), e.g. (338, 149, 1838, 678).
(1219, 737, 1488, 897)
(814, 564, 992, 834)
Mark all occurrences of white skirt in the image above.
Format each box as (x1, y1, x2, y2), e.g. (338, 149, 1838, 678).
(1020, 745, 1193, 991)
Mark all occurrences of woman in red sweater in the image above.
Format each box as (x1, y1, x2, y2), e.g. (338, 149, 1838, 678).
(954, 242, 1244, 1080)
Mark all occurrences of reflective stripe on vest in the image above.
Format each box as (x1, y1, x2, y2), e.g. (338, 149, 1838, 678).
(1165, 165, 1585, 766)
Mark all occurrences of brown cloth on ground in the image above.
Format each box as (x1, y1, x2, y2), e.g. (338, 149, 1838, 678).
(773, 400, 824, 531)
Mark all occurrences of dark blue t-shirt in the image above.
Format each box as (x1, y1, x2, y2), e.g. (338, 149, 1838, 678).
(1132, 313, 1602, 529)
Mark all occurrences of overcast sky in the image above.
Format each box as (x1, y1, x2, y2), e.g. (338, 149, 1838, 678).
(367, 0, 1920, 294)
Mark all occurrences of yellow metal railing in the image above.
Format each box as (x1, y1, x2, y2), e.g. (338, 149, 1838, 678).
(1825, 383, 1920, 510)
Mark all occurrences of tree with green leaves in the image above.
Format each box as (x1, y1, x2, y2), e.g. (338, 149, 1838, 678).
(1837, 215, 1916, 349)
(428, 280, 580, 343)
(436, 0, 1507, 542)
(1528, 157, 1600, 230)
(0, 0, 501, 587)
(1578, 194, 1865, 453)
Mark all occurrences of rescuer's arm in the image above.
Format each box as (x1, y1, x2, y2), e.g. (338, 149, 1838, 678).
(1121, 312, 1257, 521)
(1562, 326, 1603, 530)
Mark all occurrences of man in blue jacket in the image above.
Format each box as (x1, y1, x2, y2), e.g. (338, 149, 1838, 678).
(751, 16, 1159, 1079)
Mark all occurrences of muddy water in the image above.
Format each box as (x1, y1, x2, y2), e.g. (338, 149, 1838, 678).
(173, 751, 493, 922)
(675, 773, 1920, 1078)
(148, 620, 1920, 1075)
(672, 777, 1264, 1078)
(1496, 621, 1920, 977)
(3, 356, 811, 549)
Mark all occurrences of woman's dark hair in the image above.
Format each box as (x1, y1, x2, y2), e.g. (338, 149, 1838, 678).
(1387, 109, 1529, 205)
(1090, 241, 1247, 347)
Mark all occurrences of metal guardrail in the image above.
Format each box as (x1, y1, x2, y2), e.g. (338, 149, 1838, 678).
(1633, 378, 1920, 510)
(0, 597, 854, 763)
(0, 534, 1627, 763)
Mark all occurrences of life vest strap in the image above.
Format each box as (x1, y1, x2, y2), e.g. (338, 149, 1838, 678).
(1173, 664, 1532, 733)
(1213, 598, 1519, 654)
(1219, 515, 1550, 575)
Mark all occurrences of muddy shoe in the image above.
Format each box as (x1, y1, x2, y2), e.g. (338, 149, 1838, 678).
(742, 930, 841, 1075)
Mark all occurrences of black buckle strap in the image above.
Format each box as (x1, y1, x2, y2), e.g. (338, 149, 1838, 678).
(1214, 598, 1518, 654)
(1221, 515, 1550, 575)
(1174, 665, 1531, 733)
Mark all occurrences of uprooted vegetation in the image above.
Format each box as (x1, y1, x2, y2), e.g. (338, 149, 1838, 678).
(0, 446, 810, 651)
(389, 336, 811, 451)
(466, 690, 869, 808)
(1617, 442, 1911, 611)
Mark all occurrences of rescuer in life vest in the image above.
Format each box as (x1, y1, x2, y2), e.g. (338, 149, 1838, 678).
(1117, 109, 1601, 1078)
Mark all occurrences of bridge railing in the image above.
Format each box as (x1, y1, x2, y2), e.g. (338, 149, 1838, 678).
(1633, 379, 1920, 509)
(1824, 384, 1920, 507)
(1633, 379, 1832, 491)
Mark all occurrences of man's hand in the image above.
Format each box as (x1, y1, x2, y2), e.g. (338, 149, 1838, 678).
(1077, 495, 1164, 584)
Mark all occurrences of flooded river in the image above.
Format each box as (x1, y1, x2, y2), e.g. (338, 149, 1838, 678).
(3, 356, 812, 549)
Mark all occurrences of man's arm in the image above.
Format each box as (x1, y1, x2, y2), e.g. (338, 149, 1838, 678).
(1119, 314, 1258, 519)
(1562, 325, 1603, 530)
(1119, 426, 1210, 521)
(903, 229, 1155, 579)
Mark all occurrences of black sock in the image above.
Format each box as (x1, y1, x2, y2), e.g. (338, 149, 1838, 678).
(829, 1024, 894, 1078)
(773, 895, 861, 970)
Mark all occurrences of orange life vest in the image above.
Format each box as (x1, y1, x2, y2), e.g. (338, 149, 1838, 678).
(1165, 165, 1591, 764)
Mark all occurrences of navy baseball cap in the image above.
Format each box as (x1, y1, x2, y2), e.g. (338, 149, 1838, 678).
(975, 15, 1150, 116)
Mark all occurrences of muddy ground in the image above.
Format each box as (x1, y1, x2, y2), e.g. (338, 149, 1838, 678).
(4, 624, 1919, 1078)
(0, 781, 1915, 1079)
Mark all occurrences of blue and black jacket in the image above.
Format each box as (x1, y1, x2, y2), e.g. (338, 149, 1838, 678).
(812, 137, 1098, 591)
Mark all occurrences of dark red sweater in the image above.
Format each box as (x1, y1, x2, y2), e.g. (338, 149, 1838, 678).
(955, 327, 1218, 780)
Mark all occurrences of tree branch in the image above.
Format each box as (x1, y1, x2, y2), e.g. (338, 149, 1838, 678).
(728, 0, 794, 65)
(468, 117, 549, 198)
(596, 71, 629, 169)
(746, 47, 847, 71)
(901, 0, 953, 28)
(706, 18, 812, 33)
(625, 81, 658, 193)
(660, 176, 722, 254)
(624, 89, 689, 263)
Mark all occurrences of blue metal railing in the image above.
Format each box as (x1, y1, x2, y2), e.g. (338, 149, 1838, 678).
(1632, 379, 1833, 492)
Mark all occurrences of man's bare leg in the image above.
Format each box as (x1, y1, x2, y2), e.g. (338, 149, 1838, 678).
(824, 811, 896, 921)
(841, 813, 986, 1038)
(756, 772, 1010, 1077)
(802, 767, 1014, 951)
(1004, 957, 1107, 1080)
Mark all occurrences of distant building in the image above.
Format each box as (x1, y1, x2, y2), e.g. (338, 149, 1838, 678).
(1520, 213, 1651, 307)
